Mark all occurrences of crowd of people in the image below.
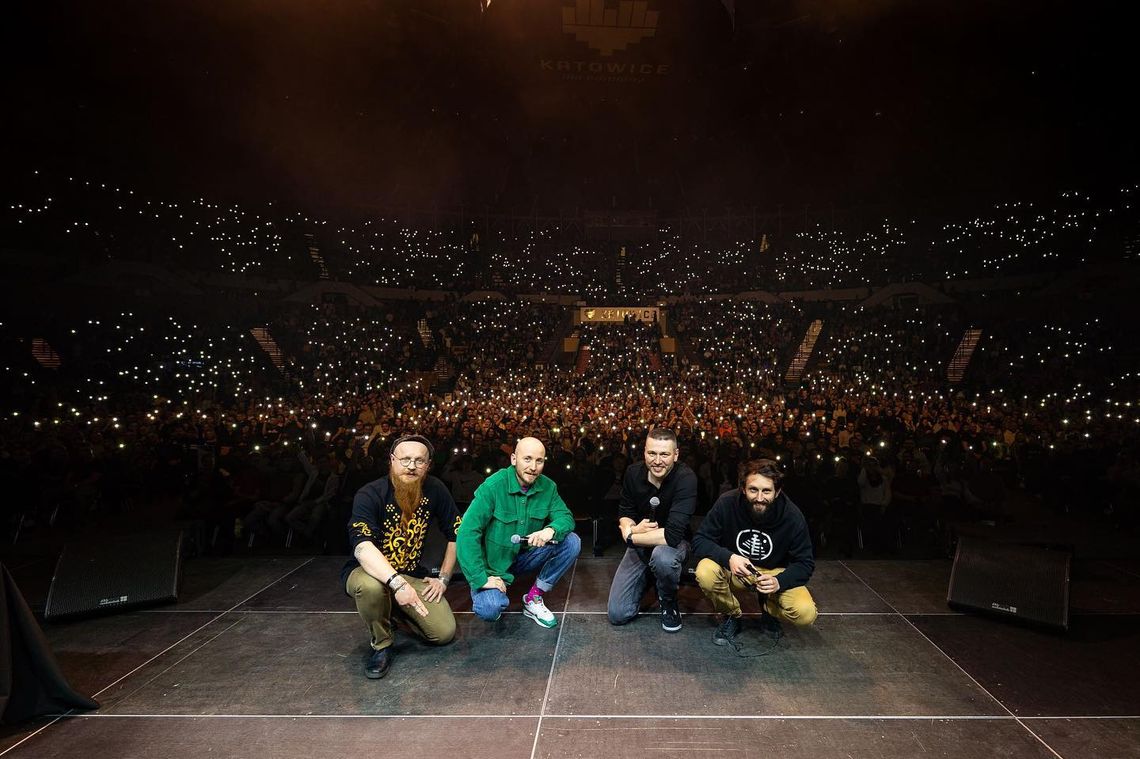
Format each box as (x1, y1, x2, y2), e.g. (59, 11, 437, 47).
(3, 178, 1137, 559)
(3, 288, 1137, 559)
(6, 171, 1136, 296)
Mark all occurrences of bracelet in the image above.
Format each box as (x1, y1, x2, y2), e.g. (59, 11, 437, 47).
(438, 574, 451, 587)
(385, 574, 406, 591)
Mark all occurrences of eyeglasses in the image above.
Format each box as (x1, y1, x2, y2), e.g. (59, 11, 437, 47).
(394, 456, 428, 469)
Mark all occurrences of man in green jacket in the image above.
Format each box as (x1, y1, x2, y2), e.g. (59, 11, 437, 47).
(457, 437, 581, 628)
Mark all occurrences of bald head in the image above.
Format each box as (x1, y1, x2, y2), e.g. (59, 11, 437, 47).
(515, 437, 545, 457)
(512, 437, 547, 487)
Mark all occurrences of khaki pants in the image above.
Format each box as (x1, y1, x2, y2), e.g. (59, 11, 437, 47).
(346, 567, 457, 651)
(694, 559, 818, 626)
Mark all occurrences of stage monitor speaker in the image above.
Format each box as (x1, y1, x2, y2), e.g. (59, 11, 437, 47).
(947, 535, 1071, 630)
(44, 531, 183, 622)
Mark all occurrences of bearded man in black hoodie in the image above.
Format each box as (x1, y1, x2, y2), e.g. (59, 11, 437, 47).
(693, 458, 818, 646)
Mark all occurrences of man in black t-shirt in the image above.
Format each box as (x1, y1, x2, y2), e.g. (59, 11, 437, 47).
(607, 428, 698, 633)
(342, 434, 460, 679)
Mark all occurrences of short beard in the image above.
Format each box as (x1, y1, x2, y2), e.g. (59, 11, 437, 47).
(390, 465, 424, 525)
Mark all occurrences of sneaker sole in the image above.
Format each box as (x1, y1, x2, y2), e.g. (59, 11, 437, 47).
(712, 636, 733, 646)
(524, 609, 557, 628)
(662, 621, 682, 632)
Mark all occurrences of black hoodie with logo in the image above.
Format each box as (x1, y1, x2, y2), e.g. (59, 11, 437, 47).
(692, 489, 815, 591)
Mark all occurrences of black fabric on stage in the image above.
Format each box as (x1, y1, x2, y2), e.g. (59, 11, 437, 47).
(1, 564, 98, 723)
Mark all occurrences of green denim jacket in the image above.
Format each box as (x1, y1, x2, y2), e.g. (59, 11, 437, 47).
(456, 467, 576, 591)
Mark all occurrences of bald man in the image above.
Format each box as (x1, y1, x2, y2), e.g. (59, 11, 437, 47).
(457, 437, 581, 628)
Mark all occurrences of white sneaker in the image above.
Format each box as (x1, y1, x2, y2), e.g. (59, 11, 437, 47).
(522, 595, 558, 628)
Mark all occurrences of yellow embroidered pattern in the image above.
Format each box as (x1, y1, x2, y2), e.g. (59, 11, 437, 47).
(354, 495, 462, 572)
(381, 496, 431, 572)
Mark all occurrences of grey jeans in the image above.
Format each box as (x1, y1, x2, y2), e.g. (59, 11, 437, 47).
(606, 540, 690, 625)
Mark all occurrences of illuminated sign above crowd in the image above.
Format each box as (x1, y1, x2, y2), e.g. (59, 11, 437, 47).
(579, 306, 660, 323)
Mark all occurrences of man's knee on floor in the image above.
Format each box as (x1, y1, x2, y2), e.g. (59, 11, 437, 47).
(783, 599, 818, 626)
(607, 601, 638, 626)
(472, 601, 501, 622)
(472, 589, 508, 622)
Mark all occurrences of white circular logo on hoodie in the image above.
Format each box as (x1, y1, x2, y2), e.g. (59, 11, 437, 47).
(736, 530, 772, 561)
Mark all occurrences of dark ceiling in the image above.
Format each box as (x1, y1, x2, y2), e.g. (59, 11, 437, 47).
(5, 0, 1136, 219)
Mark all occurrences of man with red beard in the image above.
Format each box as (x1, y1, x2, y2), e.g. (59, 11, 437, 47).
(342, 434, 460, 679)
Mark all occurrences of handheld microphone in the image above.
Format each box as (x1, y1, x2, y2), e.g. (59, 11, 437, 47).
(511, 533, 559, 545)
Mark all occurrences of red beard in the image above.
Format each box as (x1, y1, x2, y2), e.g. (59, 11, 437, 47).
(390, 465, 424, 525)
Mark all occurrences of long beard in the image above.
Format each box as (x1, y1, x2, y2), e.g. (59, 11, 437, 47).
(391, 467, 424, 525)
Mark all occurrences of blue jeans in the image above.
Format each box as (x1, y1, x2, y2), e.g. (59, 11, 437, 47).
(470, 532, 582, 621)
(607, 541, 690, 625)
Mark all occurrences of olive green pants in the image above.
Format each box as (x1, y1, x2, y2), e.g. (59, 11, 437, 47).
(346, 567, 457, 651)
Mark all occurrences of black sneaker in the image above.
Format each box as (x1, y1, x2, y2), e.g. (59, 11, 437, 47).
(712, 615, 741, 646)
(365, 647, 394, 679)
(759, 609, 784, 642)
(660, 599, 682, 632)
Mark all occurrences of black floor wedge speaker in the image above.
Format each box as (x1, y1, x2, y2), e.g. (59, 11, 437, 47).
(947, 534, 1071, 630)
(44, 531, 184, 621)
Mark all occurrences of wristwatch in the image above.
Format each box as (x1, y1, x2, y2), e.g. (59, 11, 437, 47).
(625, 530, 635, 547)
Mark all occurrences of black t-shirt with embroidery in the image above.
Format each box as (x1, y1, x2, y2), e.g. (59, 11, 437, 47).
(340, 474, 461, 584)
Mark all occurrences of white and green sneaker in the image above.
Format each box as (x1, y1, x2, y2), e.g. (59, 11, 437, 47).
(522, 595, 558, 628)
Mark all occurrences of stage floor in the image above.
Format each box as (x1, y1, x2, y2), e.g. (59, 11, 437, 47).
(3, 554, 1140, 758)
